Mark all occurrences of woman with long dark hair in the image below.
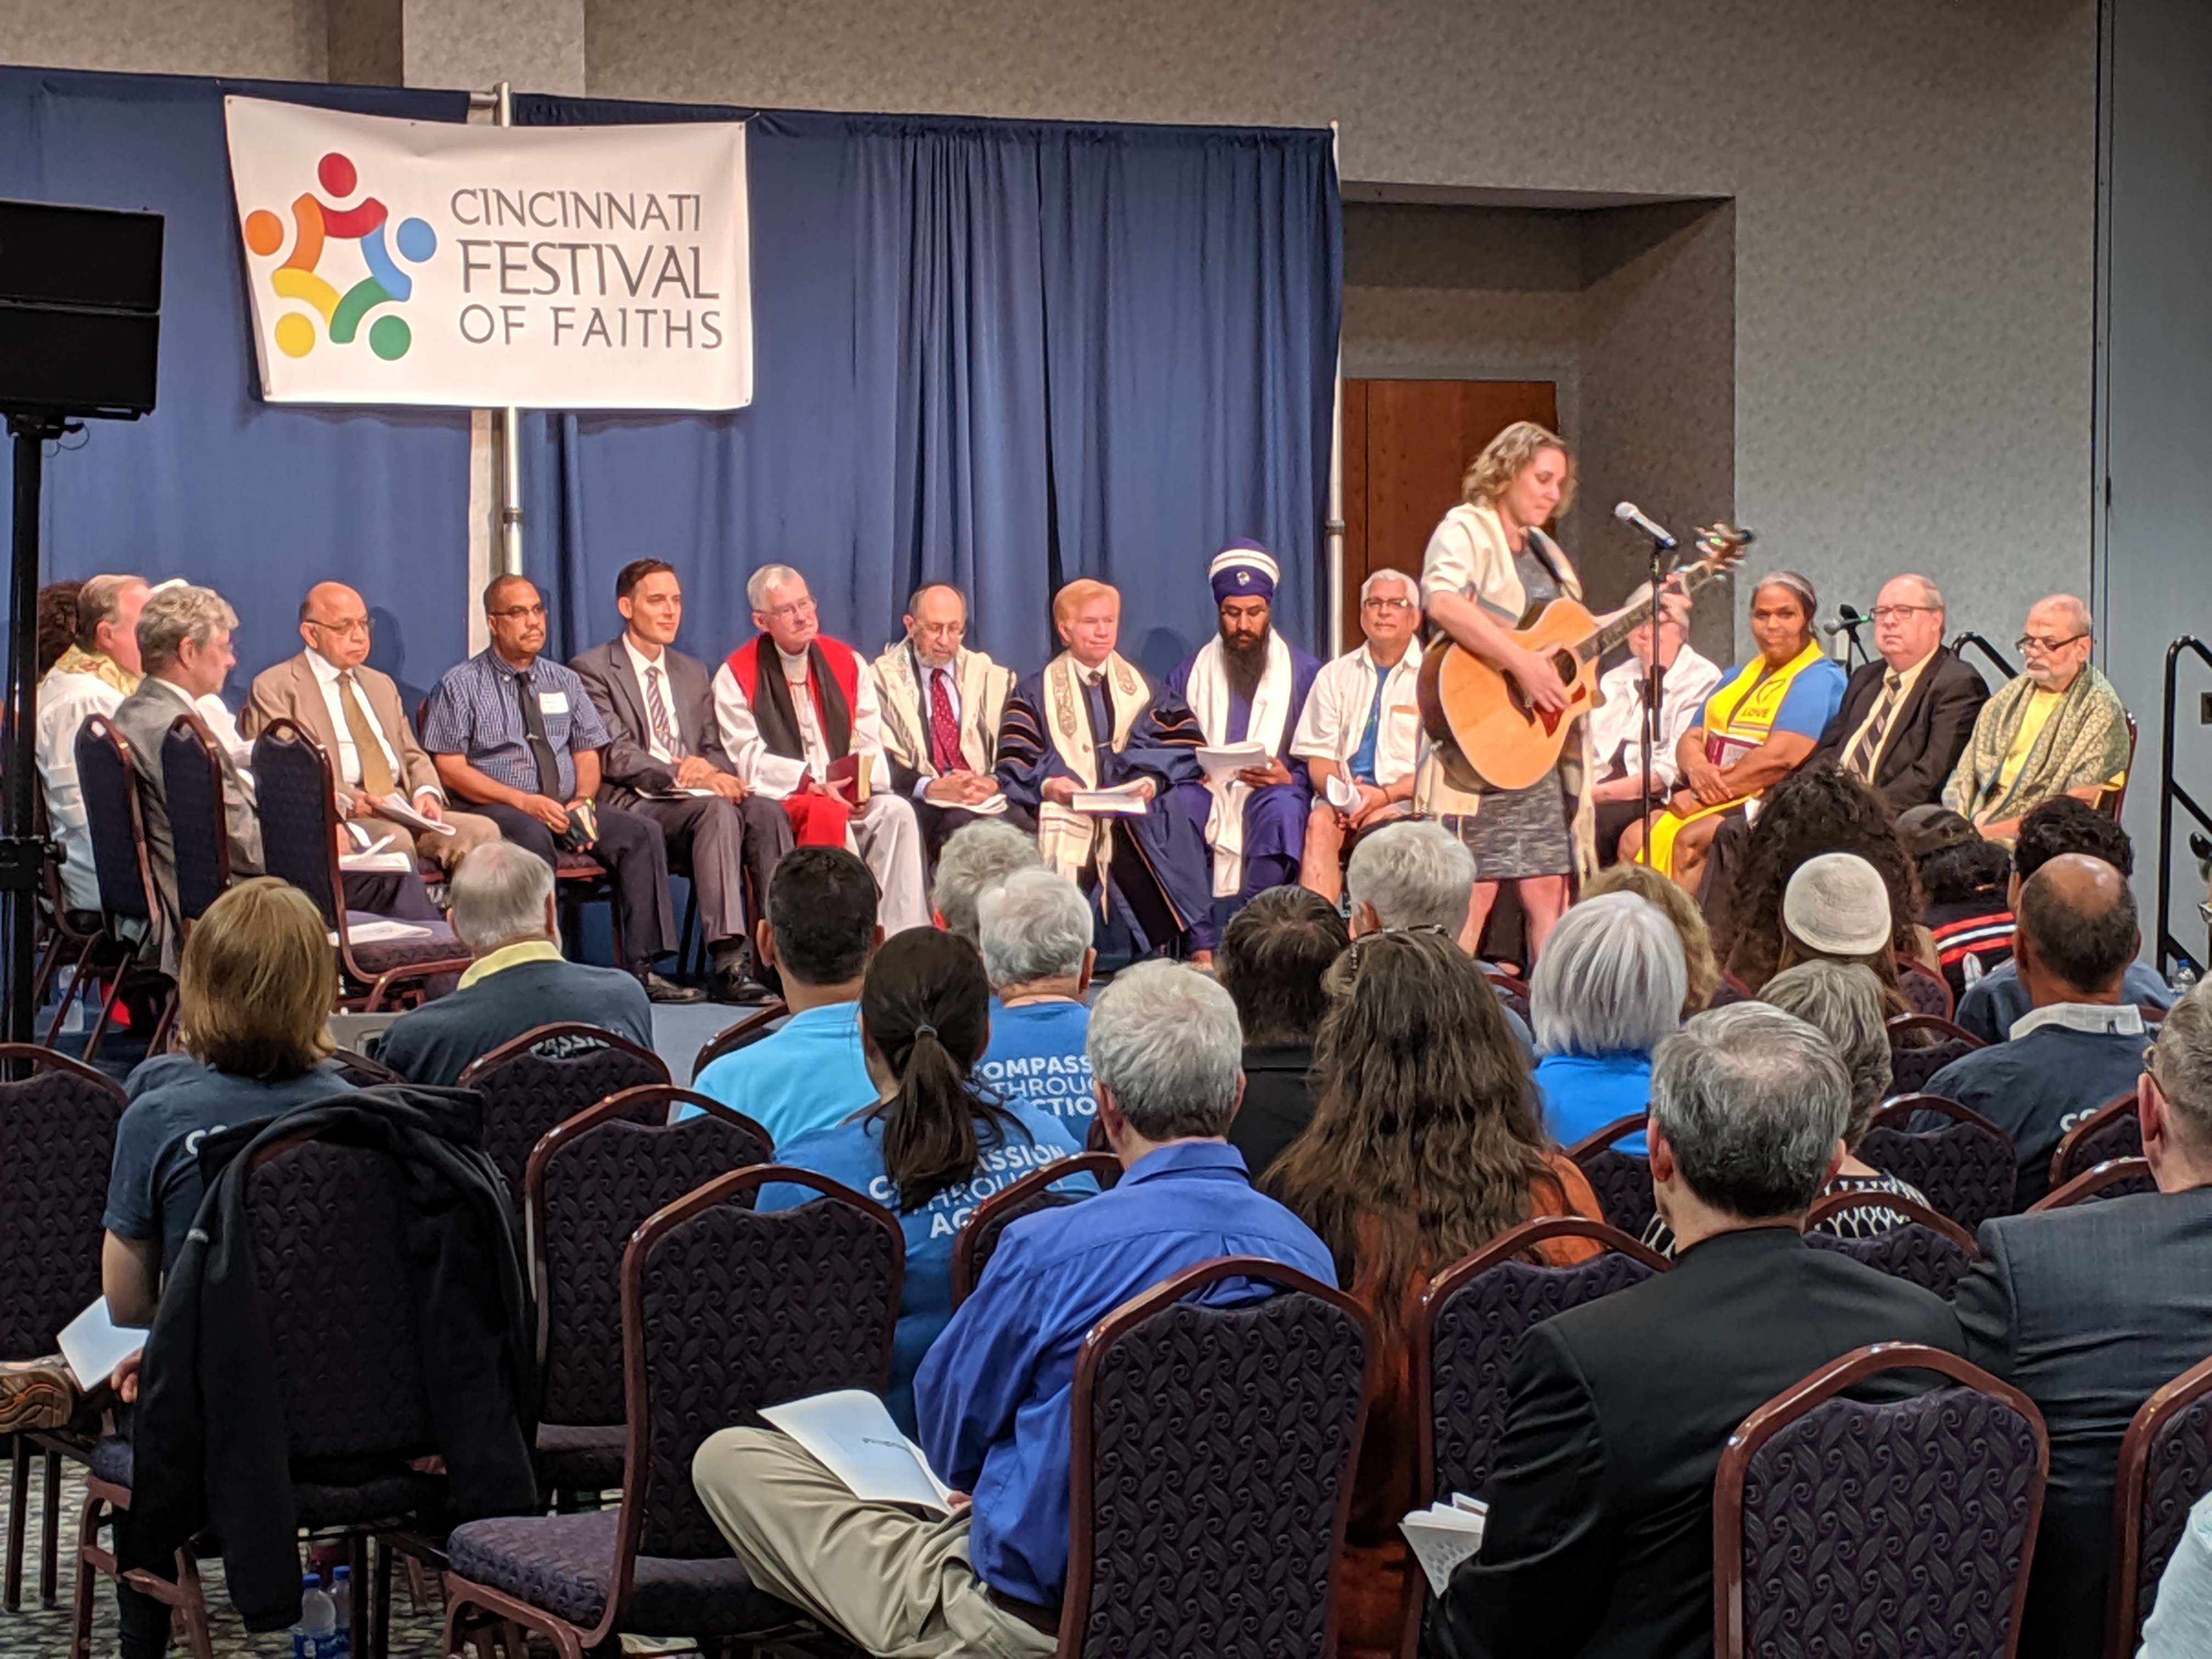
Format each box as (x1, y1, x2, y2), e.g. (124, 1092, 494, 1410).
(1268, 928, 1602, 1659)
(760, 927, 1092, 1430)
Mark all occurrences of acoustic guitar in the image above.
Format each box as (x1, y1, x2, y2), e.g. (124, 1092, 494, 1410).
(1417, 526, 1752, 792)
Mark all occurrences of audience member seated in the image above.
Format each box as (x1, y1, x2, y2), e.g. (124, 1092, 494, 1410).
(1624, 570, 1847, 894)
(2145, 1490, 2212, 1657)
(1427, 1003, 1965, 1659)
(1709, 763, 1926, 995)
(1955, 796, 2174, 1042)
(1582, 599, 1721, 865)
(1776, 851, 1914, 1013)
(1344, 819, 1535, 1059)
(687, 846, 881, 1139)
(1528, 891, 1686, 1152)
(35, 579, 83, 682)
(1900, 803, 2016, 1000)
(691, 960, 1335, 1655)
(1945, 592, 2132, 839)
(36, 572, 149, 914)
(1953, 981, 2212, 1659)
(422, 574, 698, 1002)
(973, 867, 1097, 1131)
(373, 841, 652, 1087)
(1216, 885, 1347, 1180)
(1807, 574, 1988, 813)
(760, 927, 1091, 1431)
(929, 818, 1041, 943)
(1578, 861, 1719, 1013)
(1293, 567, 1423, 903)
(1269, 926, 1600, 1658)
(1924, 853, 2149, 1205)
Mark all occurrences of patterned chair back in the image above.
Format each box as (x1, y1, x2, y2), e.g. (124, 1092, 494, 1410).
(1417, 1218, 1667, 1506)
(1566, 1115, 1656, 1239)
(2029, 1157, 2157, 1212)
(329, 1047, 405, 1088)
(1716, 1342, 2047, 1659)
(948, 1151, 1120, 1308)
(2109, 1353, 2212, 1656)
(244, 1136, 441, 1459)
(458, 1024, 671, 1209)
(250, 720, 346, 928)
(621, 1166, 901, 1561)
(158, 712, 230, 929)
(1063, 1257, 1371, 1659)
(687, 1002, 789, 1084)
(1802, 1193, 1982, 1301)
(1899, 964, 1955, 1020)
(2050, 1091, 2145, 1195)
(0, 1045, 127, 1358)
(528, 1087, 771, 1427)
(74, 715, 156, 923)
(1862, 1095, 2018, 1231)
(1886, 1024, 1982, 1097)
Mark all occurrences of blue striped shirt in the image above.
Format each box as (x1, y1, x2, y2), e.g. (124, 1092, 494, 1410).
(420, 649, 608, 800)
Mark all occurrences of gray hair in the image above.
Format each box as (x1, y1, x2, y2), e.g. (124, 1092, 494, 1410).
(1346, 819, 1476, 934)
(447, 840, 557, 955)
(1531, 892, 1686, 1059)
(977, 867, 1092, 988)
(75, 573, 147, 652)
(1086, 960, 1243, 1139)
(932, 821, 1043, 943)
(1359, 566, 1420, 605)
(1759, 961, 1894, 1147)
(1650, 1003, 1849, 1220)
(136, 584, 238, 674)
(2034, 592, 2094, 634)
(2152, 981, 2212, 1150)
(746, 563, 805, 610)
(1894, 573, 1945, 616)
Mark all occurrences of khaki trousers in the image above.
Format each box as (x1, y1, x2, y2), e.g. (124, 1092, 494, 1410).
(692, 1427, 1058, 1659)
(361, 800, 502, 872)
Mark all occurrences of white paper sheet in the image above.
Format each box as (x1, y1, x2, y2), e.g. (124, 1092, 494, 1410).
(342, 919, 434, 944)
(1401, 1497, 1488, 1596)
(761, 1389, 957, 1513)
(368, 795, 459, 837)
(1070, 782, 1150, 816)
(1195, 741, 1268, 785)
(1325, 772, 1361, 810)
(59, 1297, 145, 1392)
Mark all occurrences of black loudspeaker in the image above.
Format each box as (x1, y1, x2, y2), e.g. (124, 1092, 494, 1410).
(0, 198, 163, 420)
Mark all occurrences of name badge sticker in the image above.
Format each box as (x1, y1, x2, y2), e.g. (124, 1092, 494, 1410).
(539, 690, 570, 715)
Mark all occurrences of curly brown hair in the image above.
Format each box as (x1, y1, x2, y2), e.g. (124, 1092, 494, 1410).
(1266, 928, 1556, 1343)
(35, 582, 82, 681)
(1461, 420, 1577, 515)
(1714, 762, 1925, 994)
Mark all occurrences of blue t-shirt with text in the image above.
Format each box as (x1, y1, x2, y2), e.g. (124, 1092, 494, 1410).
(976, 1000, 1096, 1126)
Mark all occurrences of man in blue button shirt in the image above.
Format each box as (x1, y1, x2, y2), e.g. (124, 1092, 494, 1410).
(692, 958, 1334, 1655)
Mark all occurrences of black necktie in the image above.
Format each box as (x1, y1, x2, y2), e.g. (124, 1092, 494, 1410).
(515, 667, 565, 799)
(1084, 672, 1111, 752)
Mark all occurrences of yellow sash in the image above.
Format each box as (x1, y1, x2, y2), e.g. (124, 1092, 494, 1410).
(1643, 641, 1827, 876)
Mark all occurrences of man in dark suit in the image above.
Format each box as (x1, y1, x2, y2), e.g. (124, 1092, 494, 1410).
(1809, 572, 1988, 812)
(571, 559, 787, 1003)
(1429, 1003, 1965, 1659)
(1955, 983, 2212, 1659)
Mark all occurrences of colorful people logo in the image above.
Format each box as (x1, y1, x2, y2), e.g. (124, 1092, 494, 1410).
(244, 151, 435, 362)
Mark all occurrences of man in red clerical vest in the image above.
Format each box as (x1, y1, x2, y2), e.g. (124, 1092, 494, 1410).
(711, 564, 929, 933)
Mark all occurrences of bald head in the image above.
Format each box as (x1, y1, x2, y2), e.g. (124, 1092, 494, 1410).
(298, 581, 373, 669)
(2016, 852, 2138, 1001)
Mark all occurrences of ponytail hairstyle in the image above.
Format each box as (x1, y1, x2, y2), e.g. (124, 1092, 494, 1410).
(860, 928, 1028, 1211)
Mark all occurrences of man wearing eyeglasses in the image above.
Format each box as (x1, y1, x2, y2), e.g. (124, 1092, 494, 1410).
(1944, 593, 2132, 841)
(869, 582, 1020, 863)
(243, 582, 502, 872)
(1806, 573, 1989, 814)
(1291, 567, 1426, 901)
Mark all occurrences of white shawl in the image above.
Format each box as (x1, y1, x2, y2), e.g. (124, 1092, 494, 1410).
(1182, 632, 1295, 898)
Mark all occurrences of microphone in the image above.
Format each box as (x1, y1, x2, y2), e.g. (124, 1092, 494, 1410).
(1820, 602, 1868, 640)
(1613, 501, 1678, 550)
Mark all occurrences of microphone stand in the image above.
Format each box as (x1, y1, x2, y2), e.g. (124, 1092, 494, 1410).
(1638, 537, 1666, 862)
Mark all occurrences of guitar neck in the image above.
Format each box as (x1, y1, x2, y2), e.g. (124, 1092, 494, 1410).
(1578, 563, 1727, 663)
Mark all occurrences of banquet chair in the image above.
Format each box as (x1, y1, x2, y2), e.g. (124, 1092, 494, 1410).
(1801, 1192, 1980, 1300)
(0, 1045, 126, 1611)
(1886, 1014, 1983, 1096)
(688, 1000, 789, 1083)
(2106, 1352, 2212, 1657)
(29, 775, 104, 1018)
(947, 1151, 1121, 1308)
(157, 712, 232, 940)
(442, 1166, 902, 1657)
(67, 716, 176, 1058)
(329, 1047, 405, 1088)
(1566, 1115, 1657, 1240)
(523, 1087, 771, 1503)
(2050, 1091, 2145, 1195)
(2029, 1157, 2157, 1211)
(456, 1023, 669, 1213)
(1714, 1342, 2047, 1659)
(1899, 962, 1955, 1020)
(1861, 1095, 2017, 1230)
(1060, 1257, 1370, 1658)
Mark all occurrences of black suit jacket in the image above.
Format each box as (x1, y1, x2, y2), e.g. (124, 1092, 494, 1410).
(1956, 1187, 2212, 1659)
(1808, 648, 1989, 812)
(1429, 1226, 1965, 1659)
(1226, 1044, 1316, 1182)
(569, 638, 736, 811)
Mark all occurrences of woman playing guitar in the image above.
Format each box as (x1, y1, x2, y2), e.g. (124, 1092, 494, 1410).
(1618, 571, 1846, 893)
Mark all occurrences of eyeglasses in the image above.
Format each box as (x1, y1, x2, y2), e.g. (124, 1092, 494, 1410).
(1362, 596, 1416, 613)
(1869, 604, 1936, 623)
(2017, 631, 2088, 654)
(1342, 922, 1455, 974)
(306, 616, 372, 637)
(760, 597, 817, 622)
(489, 603, 547, 620)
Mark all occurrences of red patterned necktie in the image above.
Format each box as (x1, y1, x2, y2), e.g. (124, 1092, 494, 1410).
(928, 667, 962, 773)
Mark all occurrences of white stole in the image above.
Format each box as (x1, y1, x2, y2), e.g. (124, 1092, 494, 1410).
(1182, 632, 1293, 898)
(1035, 651, 1147, 893)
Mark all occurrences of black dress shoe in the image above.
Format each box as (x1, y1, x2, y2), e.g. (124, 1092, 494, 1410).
(707, 967, 775, 1006)
(639, 971, 706, 1005)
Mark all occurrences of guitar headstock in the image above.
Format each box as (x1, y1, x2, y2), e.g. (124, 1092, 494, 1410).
(1690, 523, 1754, 574)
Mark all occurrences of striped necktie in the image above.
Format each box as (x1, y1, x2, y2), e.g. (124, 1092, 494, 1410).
(1845, 671, 1903, 782)
(645, 663, 684, 759)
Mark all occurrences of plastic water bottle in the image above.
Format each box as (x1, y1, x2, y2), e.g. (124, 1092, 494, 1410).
(2176, 958, 2200, 996)
(291, 1572, 338, 1658)
(328, 1567, 353, 1657)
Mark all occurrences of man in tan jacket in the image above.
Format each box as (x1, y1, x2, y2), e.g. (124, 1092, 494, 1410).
(241, 581, 500, 870)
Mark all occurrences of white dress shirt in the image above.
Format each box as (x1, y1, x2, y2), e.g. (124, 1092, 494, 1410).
(1290, 642, 1422, 787)
(1587, 645, 1723, 791)
(710, 641, 893, 802)
(36, 667, 128, 912)
(621, 633, 681, 764)
(306, 648, 409, 795)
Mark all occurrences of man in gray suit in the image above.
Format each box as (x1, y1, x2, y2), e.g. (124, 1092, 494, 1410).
(572, 559, 788, 1003)
(1956, 980, 2212, 1659)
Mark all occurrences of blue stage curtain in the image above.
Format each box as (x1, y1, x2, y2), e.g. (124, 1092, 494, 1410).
(518, 98, 1341, 679)
(0, 69, 475, 712)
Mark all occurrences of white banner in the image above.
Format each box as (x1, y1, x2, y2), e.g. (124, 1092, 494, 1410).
(223, 97, 751, 410)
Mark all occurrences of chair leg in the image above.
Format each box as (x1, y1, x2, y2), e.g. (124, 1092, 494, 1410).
(5, 1432, 26, 1611)
(170, 1548, 217, 1659)
(39, 1447, 60, 1605)
(67, 1486, 105, 1659)
(43, 936, 99, 1048)
(81, 970, 128, 1062)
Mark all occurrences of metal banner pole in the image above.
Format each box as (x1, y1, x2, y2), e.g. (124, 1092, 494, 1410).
(494, 81, 523, 577)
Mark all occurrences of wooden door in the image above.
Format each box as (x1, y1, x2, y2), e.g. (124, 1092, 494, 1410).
(1341, 380, 1559, 651)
